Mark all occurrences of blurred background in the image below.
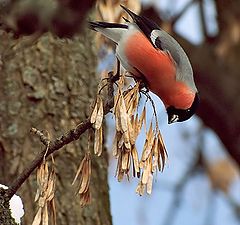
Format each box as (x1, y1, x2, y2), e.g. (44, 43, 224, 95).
(98, 0, 240, 225)
(0, 0, 239, 224)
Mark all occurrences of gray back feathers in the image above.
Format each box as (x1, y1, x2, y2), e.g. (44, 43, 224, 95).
(150, 29, 197, 92)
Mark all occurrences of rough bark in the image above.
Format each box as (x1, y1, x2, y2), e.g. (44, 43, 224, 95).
(0, 25, 112, 225)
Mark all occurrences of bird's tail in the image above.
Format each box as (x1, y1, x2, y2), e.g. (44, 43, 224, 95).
(89, 21, 128, 43)
(89, 21, 128, 30)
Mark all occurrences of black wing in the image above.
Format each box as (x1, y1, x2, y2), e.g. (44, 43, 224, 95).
(89, 21, 128, 30)
(120, 5, 161, 49)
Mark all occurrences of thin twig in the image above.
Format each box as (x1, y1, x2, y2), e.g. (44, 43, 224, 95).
(199, 0, 208, 39)
(30, 128, 50, 147)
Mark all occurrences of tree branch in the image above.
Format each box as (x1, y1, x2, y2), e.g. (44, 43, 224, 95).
(199, 0, 208, 39)
(4, 71, 116, 200)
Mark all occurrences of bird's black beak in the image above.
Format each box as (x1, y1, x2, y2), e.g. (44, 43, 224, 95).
(168, 114, 179, 124)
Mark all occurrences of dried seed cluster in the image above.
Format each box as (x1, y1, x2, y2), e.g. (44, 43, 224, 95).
(72, 152, 91, 207)
(113, 78, 142, 180)
(75, 71, 167, 206)
(136, 124, 167, 195)
(91, 95, 104, 156)
(90, 74, 167, 196)
(112, 75, 167, 195)
(32, 160, 56, 225)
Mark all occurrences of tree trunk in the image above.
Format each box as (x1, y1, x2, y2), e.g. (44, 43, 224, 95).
(0, 25, 112, 224)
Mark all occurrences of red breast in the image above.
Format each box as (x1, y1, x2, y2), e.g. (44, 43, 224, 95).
(124, 31, 195, 110)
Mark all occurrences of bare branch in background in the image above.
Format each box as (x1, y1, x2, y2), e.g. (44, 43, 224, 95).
(199, 0, 209, 40)
(162, 155, 202, 225)
(171, 0, 198, 27)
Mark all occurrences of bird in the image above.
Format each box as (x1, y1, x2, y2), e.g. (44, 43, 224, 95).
(90, 5, 199, 124)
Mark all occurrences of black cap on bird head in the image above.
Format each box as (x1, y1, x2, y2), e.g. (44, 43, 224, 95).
(167, 93, 200, 124)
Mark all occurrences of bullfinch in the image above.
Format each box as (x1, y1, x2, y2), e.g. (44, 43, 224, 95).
(90, 5, 199, 124)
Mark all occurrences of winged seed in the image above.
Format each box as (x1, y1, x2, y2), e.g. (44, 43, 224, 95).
(94, 96, 104, 129)
(90, 101, 98, 124)
(146, 173, 153, 194)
